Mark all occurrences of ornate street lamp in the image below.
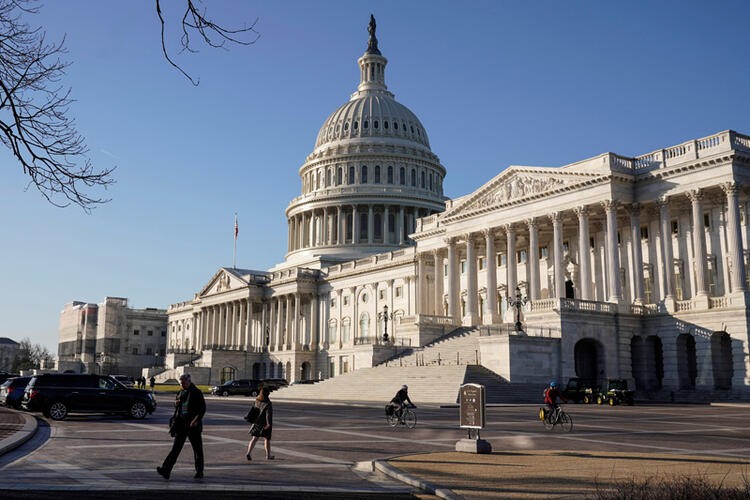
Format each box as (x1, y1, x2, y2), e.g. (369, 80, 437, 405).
(382, 304, 390, 343)
(507, 286, 527, 333)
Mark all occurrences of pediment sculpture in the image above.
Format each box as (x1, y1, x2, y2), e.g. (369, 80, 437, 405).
(473, 175, 567, 209)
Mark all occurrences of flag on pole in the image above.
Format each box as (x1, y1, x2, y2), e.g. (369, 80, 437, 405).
(234, 213, 239, 240)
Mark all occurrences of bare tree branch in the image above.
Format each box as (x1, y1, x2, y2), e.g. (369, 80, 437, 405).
(0, 0, 114, 211)
(156, 0, 260, 86)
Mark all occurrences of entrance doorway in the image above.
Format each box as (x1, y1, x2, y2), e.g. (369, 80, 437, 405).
(574, 338, 605, 386)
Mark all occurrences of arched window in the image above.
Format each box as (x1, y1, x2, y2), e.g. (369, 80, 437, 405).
(387, 166, 393, 184)
(361, 165, 368, 184)
(374, 166, 381, 183)
(336, 167, 342, 185)
(399, 167, 405, 185)
(341, 317, 351, 342)
(421, 170, 425, 188)
(429, 172, 433, 191)
(326, 169, 331, 187)
(411, 168, 416, 186)
(348, 166, 355, 184)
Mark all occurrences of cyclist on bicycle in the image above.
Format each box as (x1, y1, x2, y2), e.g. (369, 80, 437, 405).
(543, 380, 567, 416)
(389, 384, 414, 419)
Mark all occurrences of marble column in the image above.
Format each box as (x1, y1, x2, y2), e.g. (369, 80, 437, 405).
(398, 206, 405, 244)
(383, 206, 390, 244)
(658, 196, 675, 301)
(433, 250, 445, 316)
(603, 200, 622, 303)
(629, 204, 645, 304)
(505, 225, 518, 297)
(551, 212, 565, 299)
(575, 207, 592, 300)
(483, 229, 498, 324)
(417, 253, 427, 315)
(687, 190, 708, 296)
(446, 237, 459, 320)
(367, 205, 374, 244)
(337, 207, 343, 245)
(722, 182, 747, 293)
(526, 219, 540, 301)
(465, 234, 479, 325)
(293, 294, 300, 349)
(352, 205, 359, 244)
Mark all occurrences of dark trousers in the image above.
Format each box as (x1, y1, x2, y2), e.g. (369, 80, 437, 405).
(161, 425, 204, 474)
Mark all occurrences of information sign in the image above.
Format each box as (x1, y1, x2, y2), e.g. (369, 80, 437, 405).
(459, 383, 486, 429)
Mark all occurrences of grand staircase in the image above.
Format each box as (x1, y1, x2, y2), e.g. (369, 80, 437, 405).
(379, 327, 484, 367)
(271, 364, 543, 405)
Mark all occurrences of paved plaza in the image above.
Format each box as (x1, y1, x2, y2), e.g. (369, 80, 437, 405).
(0, 397, 749, 498)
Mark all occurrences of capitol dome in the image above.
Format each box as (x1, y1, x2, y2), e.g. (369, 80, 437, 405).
(284, 16, 447, 265)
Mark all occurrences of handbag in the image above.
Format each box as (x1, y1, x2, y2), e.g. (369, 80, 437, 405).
(168, 416, 178, 436)
(248, 423, 263, 436)
(244, 406, 260, 423)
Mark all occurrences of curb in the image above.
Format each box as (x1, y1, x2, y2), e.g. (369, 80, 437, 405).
(0, 410, 38, 456)
(372, 459, 461, 500)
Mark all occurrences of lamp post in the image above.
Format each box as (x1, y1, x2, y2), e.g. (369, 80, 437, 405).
(507, 286, 527, 333)
(189, 347, 196, 366)
(382, 304, 390, 343)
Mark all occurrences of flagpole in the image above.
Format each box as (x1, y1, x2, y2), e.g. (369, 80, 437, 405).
(233, 212, 238, 269)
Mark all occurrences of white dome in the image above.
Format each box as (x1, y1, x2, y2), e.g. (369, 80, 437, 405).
(314, 93, 430, 150)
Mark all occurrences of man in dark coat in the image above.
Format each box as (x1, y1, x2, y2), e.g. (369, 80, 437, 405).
(157, 373, 206, 479)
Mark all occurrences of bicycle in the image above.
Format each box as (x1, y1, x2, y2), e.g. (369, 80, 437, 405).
(539, 405, 573, 432)
(385, 403, 417, 428)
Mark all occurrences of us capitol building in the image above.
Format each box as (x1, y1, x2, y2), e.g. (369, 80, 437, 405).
(163, 18, 750, 398)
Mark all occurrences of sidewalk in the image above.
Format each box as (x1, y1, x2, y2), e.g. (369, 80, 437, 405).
(2, 406, 749, 499)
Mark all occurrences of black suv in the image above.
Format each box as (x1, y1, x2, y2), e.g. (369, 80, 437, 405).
(22, 373, 157, 420)
(211, 379, 262, 397)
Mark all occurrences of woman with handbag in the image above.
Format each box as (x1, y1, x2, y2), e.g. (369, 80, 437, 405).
(245, 385, 274, 461)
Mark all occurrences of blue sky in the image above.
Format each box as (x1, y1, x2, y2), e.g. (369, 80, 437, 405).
(1, 0, 749, 354)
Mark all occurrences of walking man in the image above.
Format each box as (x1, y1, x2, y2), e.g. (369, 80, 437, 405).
(157, 373, 206, 480)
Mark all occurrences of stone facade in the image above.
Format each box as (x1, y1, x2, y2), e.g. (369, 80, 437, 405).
(57, 297, 167, 377)
(165, 19, 750, 397)
(0, 337, 20, 372)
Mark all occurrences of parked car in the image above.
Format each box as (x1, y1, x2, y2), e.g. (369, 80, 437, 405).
(562, 377, 597, 404)
(0, 376, 31, 409)
(211, 379, 262, 397)
(22, 373, 157, 420)
(596, 379, 635, 406)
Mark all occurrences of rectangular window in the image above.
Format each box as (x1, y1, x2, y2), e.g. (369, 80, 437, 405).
(590, 237, 595, 249)
(132, 347, 138, 355)
(147, 330, 153, 336)
(478, 257, 485, 271)
(460, 260, 466, 274)
(342, 324, 350, 342)
(703, 213, 711, 229)
(330, 298, 336, 308)
(444, 264, 448, 277)
(562, 240, 569, 253)
(517, 249, 527, 264)
(379, 290, 385, 300)
(640, 226, 649, 240)
(161, 331, 166, 337)
(617, 231, 621, 245)
(146, 347, 153, 355)
(395, 286, 402, 298)
(343, 296, 349, 306)
(644, 276, 653, 304)
(671, 220, 679, 235)
(328, 324, 337, 343)
(498, 253, 507, 267)
(540, 246, 548, 259)
(133, 329, 140, 336)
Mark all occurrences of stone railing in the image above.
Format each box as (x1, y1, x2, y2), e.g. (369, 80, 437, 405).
(709, 296, 729, 309)
(528, 298, 557, 312)
(675, 299, 693, 312)
(479, 324, 561, 338)
(629, 303, 659, 315)
(632, 130, 748, 173)
(558, 298, 618, 314)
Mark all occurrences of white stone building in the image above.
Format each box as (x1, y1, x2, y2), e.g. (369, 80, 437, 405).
(166, 19, 750, 397)
(57, 297, 167, 377)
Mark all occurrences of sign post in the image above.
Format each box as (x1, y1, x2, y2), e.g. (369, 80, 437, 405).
(456, 383, 492, 454)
